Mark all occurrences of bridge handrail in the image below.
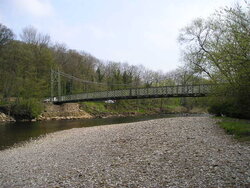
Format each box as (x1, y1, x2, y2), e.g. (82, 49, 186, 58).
(49, 84, 217, 103)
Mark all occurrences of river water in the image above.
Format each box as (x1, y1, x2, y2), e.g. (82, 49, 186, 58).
(0, 114, 206, 150)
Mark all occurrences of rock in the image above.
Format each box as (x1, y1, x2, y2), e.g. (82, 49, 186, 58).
(0, 112, 15, 122)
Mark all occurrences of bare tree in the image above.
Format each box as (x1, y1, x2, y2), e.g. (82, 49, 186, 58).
(20, 26, 51, 47)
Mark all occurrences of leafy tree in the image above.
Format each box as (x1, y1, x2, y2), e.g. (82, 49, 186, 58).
(96, 66, 105, 82)
(0, 23, 14, 48)
(179, 3, 250, 118)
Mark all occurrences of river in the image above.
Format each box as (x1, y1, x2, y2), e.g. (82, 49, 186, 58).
(0, 114, 206, 150)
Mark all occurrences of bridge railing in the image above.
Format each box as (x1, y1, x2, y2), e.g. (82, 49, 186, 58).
(50, 84, 215, 103)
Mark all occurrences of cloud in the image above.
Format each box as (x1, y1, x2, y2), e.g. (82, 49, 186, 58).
(11, 0, 54, 17)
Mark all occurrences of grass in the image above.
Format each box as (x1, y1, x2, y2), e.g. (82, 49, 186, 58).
(80, 101, 109, 114)
(80, 100, 184, 115)
(217, 117, 250, 141)
(80, 99, 207, 117)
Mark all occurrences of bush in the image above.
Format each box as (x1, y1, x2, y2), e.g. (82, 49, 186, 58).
(208, 100, 231, 116)
(208, 100, 243, 118)
(11, 99, 43, 120)
(208, 85, 250, 119)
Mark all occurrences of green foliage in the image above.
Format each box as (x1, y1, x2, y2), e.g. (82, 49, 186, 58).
(82, 101, 109, 114)
(218, 117, 250, 141)
(0, 23, 14, 48)
(208, 99, 235, 116)
(207, 84, 250, 118)
(11, 99, 43, 120)
(209, 99, 250, 119)
(179, 3, 250, 119)
(80, 98, 196, 116)
(0, 40, 53, 99)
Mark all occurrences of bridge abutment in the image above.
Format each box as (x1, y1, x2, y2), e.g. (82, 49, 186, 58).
(38, 103, 92, 120)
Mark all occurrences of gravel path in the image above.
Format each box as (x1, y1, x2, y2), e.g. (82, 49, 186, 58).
(0, 117, 249, 187)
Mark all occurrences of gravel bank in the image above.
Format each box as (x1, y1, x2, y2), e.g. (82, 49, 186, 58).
(0, 117, 249, 187)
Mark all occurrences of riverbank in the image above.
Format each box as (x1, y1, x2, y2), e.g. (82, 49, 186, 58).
(217, 117, 250, 141)
(37, 103, 92, 121)
(0, 117, 249, 187)
(80, 100, 207, 118)
(0, 112, 15, 122)
(0, 101, 207, 122)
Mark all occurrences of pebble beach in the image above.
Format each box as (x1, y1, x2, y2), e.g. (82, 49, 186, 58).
(0, 117, 249, 187)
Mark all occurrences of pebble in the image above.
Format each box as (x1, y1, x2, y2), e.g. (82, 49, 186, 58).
(0, 117, 249, 187)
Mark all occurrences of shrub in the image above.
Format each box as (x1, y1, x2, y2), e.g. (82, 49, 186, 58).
(11, 98, 43, 120)
(208, 100, 243, 118)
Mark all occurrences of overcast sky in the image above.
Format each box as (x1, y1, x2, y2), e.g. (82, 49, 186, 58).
(0, 0, 242, 72)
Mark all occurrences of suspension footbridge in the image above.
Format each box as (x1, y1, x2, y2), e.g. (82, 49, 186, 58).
(50, 70, 214, 104)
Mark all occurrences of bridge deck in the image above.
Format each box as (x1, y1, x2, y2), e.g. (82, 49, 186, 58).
(51, 84, 214, 104)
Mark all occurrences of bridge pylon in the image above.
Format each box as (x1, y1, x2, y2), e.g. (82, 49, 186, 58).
(50, 69, 61, 102)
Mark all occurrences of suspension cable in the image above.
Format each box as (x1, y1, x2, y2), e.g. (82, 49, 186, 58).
(53, 70, 133, 86)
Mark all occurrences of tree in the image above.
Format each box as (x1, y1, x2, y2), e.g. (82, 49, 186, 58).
(9, 27, 54, 98)
(179, 3, 250, 118)
(0, 23, 14, 48)
(20, 26, 50, 47)
(96, 66, 105, 83)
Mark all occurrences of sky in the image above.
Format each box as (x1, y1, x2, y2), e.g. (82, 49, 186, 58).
(0, 0, 243, 72)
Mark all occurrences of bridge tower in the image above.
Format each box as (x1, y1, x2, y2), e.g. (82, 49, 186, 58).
(50, 69, 61, 102)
